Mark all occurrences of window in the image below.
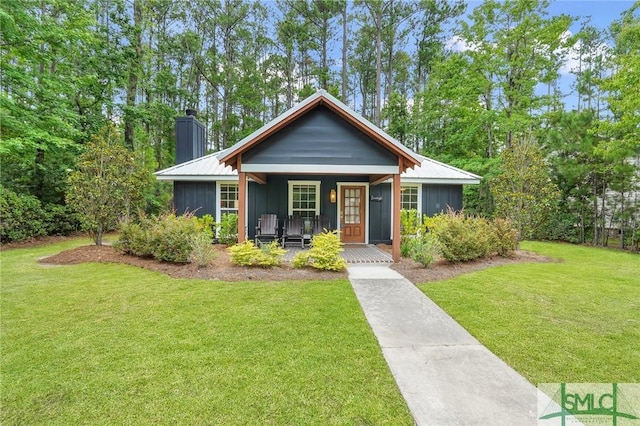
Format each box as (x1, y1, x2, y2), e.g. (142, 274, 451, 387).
(219, 183, 238, 216)
(288, 181, 320, 234)
(401, 186, 419, 211)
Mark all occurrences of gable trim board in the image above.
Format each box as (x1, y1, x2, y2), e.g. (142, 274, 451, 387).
(218, 90, 423, 174)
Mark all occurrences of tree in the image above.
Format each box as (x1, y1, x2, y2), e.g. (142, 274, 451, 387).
(492, 136, 560, 240)
(0, 0, 112, 204)
(67, 125, 147, 245)
(598, 4, 640, 248)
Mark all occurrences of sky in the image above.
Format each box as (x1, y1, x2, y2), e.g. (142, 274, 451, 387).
(462, 1, 636, 110)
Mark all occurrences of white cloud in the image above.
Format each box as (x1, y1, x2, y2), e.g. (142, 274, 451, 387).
(445, 35, 477, 52)
(558, 30, 612, 75)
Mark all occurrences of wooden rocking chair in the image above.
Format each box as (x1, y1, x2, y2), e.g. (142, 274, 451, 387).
(282, 215, 305, 248)
(255, 214, 279, 246)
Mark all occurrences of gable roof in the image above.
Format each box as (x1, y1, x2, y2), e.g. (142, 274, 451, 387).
(218, 90, 423, 173)
(155, 150, 481, 184)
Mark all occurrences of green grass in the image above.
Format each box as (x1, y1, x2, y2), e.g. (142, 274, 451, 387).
(419, 241, 640, 385)
(1, 239, 411, 425)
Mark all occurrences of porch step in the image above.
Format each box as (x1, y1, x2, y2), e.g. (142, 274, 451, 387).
(283, 244, 392, 264)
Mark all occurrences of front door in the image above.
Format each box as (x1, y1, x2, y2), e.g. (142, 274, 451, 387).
(340, 186, 365, 243)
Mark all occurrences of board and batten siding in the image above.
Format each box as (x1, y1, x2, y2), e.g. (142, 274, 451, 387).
(173, 182, 216, 217)
(242, 106, 398, 167)
(175, 116, 206, 165)
(369, 184, 392, 244)
(423, 185, 463, 216)
(246, 175, 369, 240)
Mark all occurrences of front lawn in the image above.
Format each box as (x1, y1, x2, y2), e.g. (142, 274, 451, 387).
(1, 239, 411, 425)
(420, 241, 640, 384)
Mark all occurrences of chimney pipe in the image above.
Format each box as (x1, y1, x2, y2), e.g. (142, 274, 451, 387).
(185, 108, 197, 117)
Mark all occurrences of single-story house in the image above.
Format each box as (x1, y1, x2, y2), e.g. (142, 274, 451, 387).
(155, 90, 481, 261)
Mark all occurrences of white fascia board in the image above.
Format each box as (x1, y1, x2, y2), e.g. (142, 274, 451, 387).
(241, 164, 399, 174)
(374, 177, 483, 185)
(401, 177, 482, 185)
(156, 175, 238, 182)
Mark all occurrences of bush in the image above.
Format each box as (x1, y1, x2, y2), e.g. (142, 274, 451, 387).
(0, 185, 47, 242)
(400, 209, 423, 257)
(430, 210, 493, 262)
(189, 232, 218, 267)
(492, 218, 518, 257)
(115, 212, 211, 264)
(198, 214, 216, 236)
(43, 204, 81, 236)
(227, 240, 285, 268)
(292, 230, 346, 271)
(407, 234, 440, 268)
(114, 218, 153, 257)
(218, 213, 238, 245)
(148, 213, 203, 263)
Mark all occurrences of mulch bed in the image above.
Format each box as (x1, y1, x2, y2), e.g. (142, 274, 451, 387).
(29, 235, 551, 283)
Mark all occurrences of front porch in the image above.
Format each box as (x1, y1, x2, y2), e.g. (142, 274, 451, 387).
(283, 244, 393, 264)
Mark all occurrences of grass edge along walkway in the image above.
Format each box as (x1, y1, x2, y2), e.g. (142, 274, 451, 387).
(1, 238, 412, 425)
(419, 241, 640, 385)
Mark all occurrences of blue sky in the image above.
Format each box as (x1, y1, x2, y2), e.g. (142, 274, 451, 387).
(461, 1, 636, 110)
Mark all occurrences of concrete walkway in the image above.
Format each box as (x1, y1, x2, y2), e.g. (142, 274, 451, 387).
(348, 265, 539, 425)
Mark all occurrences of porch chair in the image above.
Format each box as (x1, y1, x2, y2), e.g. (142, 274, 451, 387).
(255, 214, 279, 246)
(281, 215, 305, 248)
(311, 215, 331, 236)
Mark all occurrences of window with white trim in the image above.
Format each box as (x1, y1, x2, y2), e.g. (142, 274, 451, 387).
(401, 185, 419, 211)
(219, 183, 238, 215)
(288, 181, 320, 234)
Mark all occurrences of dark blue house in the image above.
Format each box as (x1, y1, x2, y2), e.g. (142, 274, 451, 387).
(155, 91, 480, 261)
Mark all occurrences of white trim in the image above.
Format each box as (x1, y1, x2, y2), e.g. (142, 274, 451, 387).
(215, 181, 239, 239)
(157, 175, 223, 182)
(401, 177, 481, 185)
(401, 184, 423, 217)
(159, 174, 479, 185)
(242, 164, 399, 174)
(215, 181, 239, 221)
(336, 182, 369, 244)
(288, 181, 321, 237)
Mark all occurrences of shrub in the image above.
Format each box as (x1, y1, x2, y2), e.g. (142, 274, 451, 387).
(0, 185, 47, 242)
(114, 218, 153, 257)
(492, 218, 519, 256)
(44, 204, 81, 236)
(400, 209, 421, 236)
(292, 230, 346, 271)
(115, 212, 210, 264)
(227, 240, 285, 268)
(430, 210, 493, 262)
(257, 240, 286, 267)
(400, 210, 426, 258)
(149, 213, 203, 263)
(198, 214, 216, 237)
(218, 213, 238, 245)
(189, 232, 218, 267)
(407, 234, 440, 268)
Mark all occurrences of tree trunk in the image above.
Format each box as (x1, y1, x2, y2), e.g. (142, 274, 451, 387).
(341, 4, 348, 100)
(374, 14, 382, 126)
(125, 0, 142, 151)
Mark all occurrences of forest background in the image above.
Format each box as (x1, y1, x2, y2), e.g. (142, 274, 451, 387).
(1, 0, 638, 248)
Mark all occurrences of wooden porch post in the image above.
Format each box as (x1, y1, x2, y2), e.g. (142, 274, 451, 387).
(237, 155, 247, 243)
(392, 170, 401, 263)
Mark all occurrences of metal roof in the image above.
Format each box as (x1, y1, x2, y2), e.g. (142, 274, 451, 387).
(155, 151, 481, 184)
